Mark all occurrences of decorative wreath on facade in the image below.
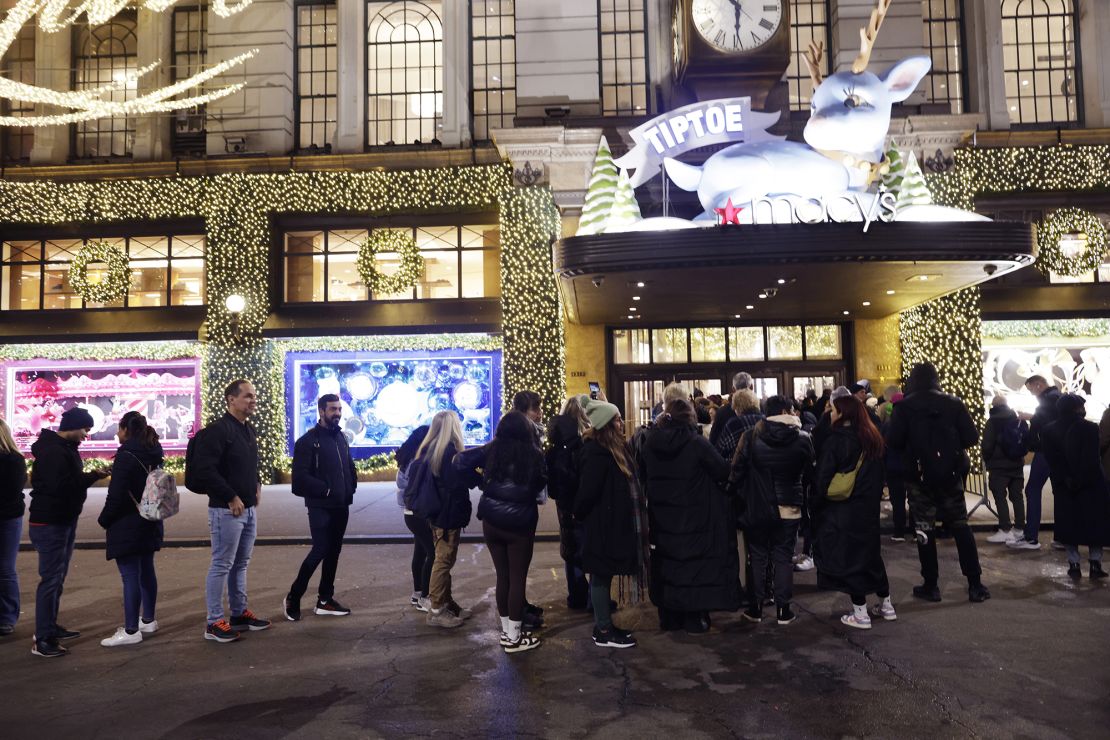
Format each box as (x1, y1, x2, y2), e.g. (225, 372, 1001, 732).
(356, 229, 424, 295)
(1036, 207, 1109, 277)
(68, 241, 132, 303)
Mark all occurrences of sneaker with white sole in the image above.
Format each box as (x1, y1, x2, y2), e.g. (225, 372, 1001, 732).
(426, 607, 464, 628)
(1007, 537, 1042, 550)
(793, 556, 814, 572)
(413, 596, 431, 613)
(987, 528, 1013, 544)
(100, 627, 142, 647)
(314, 598, 351, 616)
(446, 602, 472, 620)
(869, 601, 898, 621)
(504, 634, 541, 653)
(499, 630, 534, 647)
(841, 612, 872, 630)
(1050, 540, 1066, 551)
(138, 619, 158, 634)
(592, 626, 637, 648)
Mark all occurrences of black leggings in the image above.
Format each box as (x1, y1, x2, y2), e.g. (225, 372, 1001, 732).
(483, 521, 536, 621)
(405, 514, 434, 596)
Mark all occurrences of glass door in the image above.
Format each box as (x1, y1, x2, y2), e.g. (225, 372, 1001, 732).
(787, 371, 841, 401)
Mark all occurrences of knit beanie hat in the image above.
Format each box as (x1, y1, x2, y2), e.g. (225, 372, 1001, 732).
(58, 406, 95, 432)
(585, 400, 619, 430)
(830, 386, 852, 401)
(575, 394, 591, 409)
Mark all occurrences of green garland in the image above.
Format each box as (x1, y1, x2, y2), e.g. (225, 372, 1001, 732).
(357, 229, 425, 295)
(0, 340, 200, 361)
(68, 241, 132, 303)
(1035, 208, 1108, 277)
(982, 319, 1110, 340)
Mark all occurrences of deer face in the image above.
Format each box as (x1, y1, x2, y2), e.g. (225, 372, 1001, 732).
(803, 56, 931, 159)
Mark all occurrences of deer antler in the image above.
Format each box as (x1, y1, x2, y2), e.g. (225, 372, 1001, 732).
(852, 0, 893, 73)
(804, 40, 825, 93)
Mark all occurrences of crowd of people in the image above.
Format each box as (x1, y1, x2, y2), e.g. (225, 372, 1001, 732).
(1, 363, 1108, 658)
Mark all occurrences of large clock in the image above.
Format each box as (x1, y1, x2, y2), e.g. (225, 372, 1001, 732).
(672, 0, 791, 107)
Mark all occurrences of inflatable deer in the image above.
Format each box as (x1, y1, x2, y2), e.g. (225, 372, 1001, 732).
(664, 0, 931, 219)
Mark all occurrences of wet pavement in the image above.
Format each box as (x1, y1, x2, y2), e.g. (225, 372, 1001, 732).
(1, 532, 1106, 739)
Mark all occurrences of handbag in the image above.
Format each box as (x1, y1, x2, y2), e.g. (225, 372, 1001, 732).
(826, 454, 863, 501)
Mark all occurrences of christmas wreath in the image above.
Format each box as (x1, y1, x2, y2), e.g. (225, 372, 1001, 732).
(1036, 208, 1108, 277)
(356, 229, 424, 295)
(68, 241, 132, 303)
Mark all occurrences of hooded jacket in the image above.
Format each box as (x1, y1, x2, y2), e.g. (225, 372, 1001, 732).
(0, 449, 27, 521)
(454, 443, 546, 533)
(29, 429, 101, 525)
(886, 388, 978, 488)
(981, 404, 1026, 475)
(291, 423, 358, 509)
(1028, 386, 1063, 452)
(731, 415, 815, 508)
(98, 439, 165, 560)
(545, 413, 584, 510)
(1041, 414, 1110, 546)
(639, 423, 738, 611)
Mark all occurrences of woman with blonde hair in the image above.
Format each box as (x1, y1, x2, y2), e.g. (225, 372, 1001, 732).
(410, 410, 473, 629)
(0, 417, 27, 637)
(547, 394, 591, 609)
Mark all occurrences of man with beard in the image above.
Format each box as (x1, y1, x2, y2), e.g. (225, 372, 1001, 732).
(284, 393, 358, 621)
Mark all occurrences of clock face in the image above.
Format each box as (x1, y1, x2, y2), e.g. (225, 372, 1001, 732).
(691, 0, 783, 53)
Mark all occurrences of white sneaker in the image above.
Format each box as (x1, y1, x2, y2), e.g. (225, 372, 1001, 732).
(1008, 529, 1027, 543)
(1050, 540, 1066, 551)
(793, 556, 814, 572)
(841, 612, 872, 630)
(869, 601, 898, 621)
(414, 596, 431, 613)
(987, 529, 1013, 544)
(138, 619, 158, 634)
(100, 627, 142, 647)
(1008, 538, 1042, 550)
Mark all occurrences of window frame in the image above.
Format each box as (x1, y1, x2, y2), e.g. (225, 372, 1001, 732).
(469, 0, 516, 142)
(612, 322, 844, 365)
(921, 0, 968, 114)
(1000, 0, 1083, 128)
(71, 9, 139, 160)
(786, 0, 832, 113)
(0, 22, 35, 163)
(596, 0, 650, 117)
(294, 0, 339, 153)
(170, 3, 209, 158)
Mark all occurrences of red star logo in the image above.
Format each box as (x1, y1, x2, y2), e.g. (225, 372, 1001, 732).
(714, 197, 745, 225)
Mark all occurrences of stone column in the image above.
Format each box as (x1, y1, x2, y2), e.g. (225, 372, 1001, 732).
(964, 0, 1009, 130)
(333, 0, 364, 152)
(439, 0, 467, 147)
(132, 9, 173, 161)
(29, 25, 71, 164)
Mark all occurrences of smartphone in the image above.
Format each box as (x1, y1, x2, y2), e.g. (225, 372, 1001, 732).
(588, 381, 601, 400)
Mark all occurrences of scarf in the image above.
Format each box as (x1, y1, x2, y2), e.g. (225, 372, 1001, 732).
(616, 472, 651, 607)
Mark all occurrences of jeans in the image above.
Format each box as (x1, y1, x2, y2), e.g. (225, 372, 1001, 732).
(117, 553, 157, 632)
(0, 515, 23, 627)
(483, 521, 535, 621)
(1066, 545, 1104, 564)
(289, 507, 349, 602)
(429, 527, 461, 610)
(748, 520, 800, 606)
(987, 471, 1025, 531)
(29, 521, 77, 641)
(206, 506, 257, 624)
(1024, 453, 1049, 543)
(405, 513, 434, 596)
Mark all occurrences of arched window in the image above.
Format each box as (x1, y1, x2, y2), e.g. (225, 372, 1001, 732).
(1001, 0, 1080, 125)
(73, 10, 138, 158)
(366, 1, 443, 147)
(921, 0, 965, 114)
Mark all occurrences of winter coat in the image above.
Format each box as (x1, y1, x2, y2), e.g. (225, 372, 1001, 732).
(880, 418, 905, 477)
(812, 427, 888, 595)
(190, 413, 260, 509)
(886, 389, 978, 488)
(98, 440, 165, 561)
(574, 438, 640, 577)
(714, 411, 764, 460)
(730, 416, 815, 509)
(0, 450, 27, 521)
(708, 404, 735, 447)
(546, 414, 584, 511)
(1027, 386, 1062, 452)
(639, 423, 739, 612)
(291, 424, 358, 509)
(1098, 408, 1110, 481)
(29, 429, 101, 525)
(396, 426, 430, 472)
(427, 442, 475, 531)
(981, 405, 1026, 475)
(454, 443, 545, 533)
(1041, 415, 1110, 547)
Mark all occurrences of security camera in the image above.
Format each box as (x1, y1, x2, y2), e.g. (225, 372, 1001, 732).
(224, 136, 247, 153)
(983, 263, 998, 276)
(763, 287, 779, 298)
(591, 276, 605, 288)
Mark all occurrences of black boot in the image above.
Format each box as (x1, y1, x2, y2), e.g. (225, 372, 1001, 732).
(775, 604, 796, 625)
(1091, 561, 1108, 579)
(912, 583, 942, 602)
(1067, 562, 1082, 579)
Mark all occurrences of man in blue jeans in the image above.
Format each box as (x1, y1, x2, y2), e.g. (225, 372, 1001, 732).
(189, 379, 271, 642)
(1009, 375, 1061, 551)
(28, 407, 110, 657)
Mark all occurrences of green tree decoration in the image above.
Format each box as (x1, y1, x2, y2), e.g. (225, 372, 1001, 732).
(881, 145, 906, 194)
(605, 169, 642, 232)
(896, 151, 935, 209)
(577, 136, 619, 236)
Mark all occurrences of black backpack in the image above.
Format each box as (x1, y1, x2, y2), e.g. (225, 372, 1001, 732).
(916, 408, 966, 488)
(403, 457, 442, 521)
(184, 419, 226, 494)
(998, 418, 1029, 461)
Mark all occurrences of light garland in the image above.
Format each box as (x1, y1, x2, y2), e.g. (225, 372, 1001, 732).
(1035, 207, 1108, 277)
(981, 319, 1110, 340)
(356, 230, 425, 295)
(67, 240, 132, 303)
(0, 340, 199, 362)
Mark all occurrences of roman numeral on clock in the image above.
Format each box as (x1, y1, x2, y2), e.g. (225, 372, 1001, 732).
(763, 4, 777, 11)
(759, 18, 775, 31)
(715, 30, 725, 45)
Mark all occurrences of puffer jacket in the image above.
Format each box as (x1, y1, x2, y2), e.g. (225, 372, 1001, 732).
(730, 415, 815, 508)
(454, 443, 546, 533)
(981, 404, 1026, 475)
(98, 439, 165, 561)
(574, 438, 640, 577)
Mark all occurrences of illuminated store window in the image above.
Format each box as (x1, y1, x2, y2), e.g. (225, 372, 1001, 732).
(921, 0, 965, 113)
(1001, 0, 1080, 125)
(612, 324, 844, 365)
(805, 324, 842, 358)
(652, 328, 688, 364)
(729, 327, 766, 362)
(296, 0, 338, 151)
(171, 4, 208, 157)
(0, 235, 206, 310)
(0, 23, 35, 162)
(690, 327, 727, 362)
(73, 10, 138, 158)
(598, 0, 648, 116)
(471, 0, 516, 141)
(367, 0, 443, 147)
(613, 328, 651, 364)
(283, 224, 500, 303)
(787, 0, 830, 112)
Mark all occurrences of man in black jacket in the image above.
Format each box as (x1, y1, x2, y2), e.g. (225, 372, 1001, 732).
(284, 394, 357, 622)
(887, 363, 990, 603)
(191, 379, 270, 643)
(28, 407, 110, 657)
(981, 395, 1028, 544)
(1008, 374, 1061, 550)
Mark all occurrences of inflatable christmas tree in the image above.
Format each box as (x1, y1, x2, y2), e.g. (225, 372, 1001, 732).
(577, 137, 619, 235)
(606, 169, 643, 232)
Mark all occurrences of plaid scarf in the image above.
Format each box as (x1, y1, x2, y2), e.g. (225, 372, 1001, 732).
(616, 472, 651, 606)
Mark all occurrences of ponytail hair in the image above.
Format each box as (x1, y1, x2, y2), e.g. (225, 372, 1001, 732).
(119, 410, 159, 448)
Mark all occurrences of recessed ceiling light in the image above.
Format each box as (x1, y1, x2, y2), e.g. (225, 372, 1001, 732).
(886, 289, 896, 295)
(636, 281, 645, 288)
(632, 296, 641, 301)
(908, 274, 938, 282)
(734, 314, 741, 318)
(627, 315, 634, 319)
(777, 278, 786, 285)
(843, 310, 850, 315)
(746, 305, 754, 310)
(629, 307, 637, 311)
(862, 301, 871, 307)
(758, 293, 768, 299)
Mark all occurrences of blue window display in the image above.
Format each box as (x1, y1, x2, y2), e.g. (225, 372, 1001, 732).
(286, 348, 502, 457)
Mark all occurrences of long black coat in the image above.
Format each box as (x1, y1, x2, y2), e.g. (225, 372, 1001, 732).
(812, 427, 888, 595)
(0, 450, 27, 521)
(1041, 416, 1110, 546)
(574, 438, 639, 577)
(98, 440, 165, 561)
(639, 424, 739, 612)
